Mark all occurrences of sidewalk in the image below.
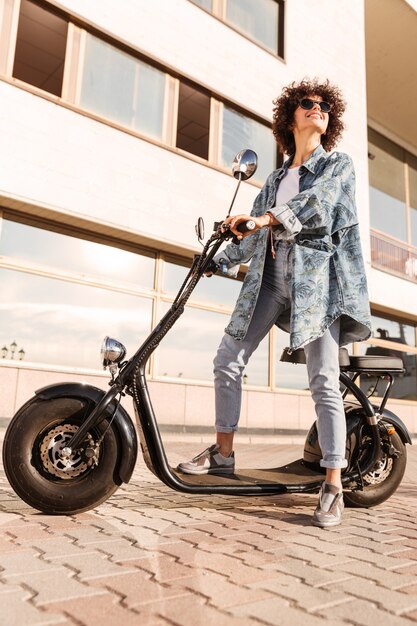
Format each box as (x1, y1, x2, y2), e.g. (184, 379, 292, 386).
(1, 432, 417, 625)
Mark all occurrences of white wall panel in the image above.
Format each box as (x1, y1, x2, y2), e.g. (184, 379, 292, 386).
(370, 267, 417, 319)
(0, 82, 259, 249)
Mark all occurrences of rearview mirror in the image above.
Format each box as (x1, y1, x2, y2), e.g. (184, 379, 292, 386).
(195, 217, 205, 243)
(232, 149, 258, 181)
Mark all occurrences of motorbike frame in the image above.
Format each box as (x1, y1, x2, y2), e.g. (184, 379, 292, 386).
(59, 221, 411, 497)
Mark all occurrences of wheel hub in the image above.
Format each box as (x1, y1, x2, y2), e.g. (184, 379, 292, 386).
(363, 456, 393, 485)
(39, 424, 98, 479)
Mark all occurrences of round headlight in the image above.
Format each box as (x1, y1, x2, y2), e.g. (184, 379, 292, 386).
(100, 336, 126, 367)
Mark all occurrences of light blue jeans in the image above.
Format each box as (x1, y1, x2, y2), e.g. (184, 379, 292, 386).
(213, 242, 347, 469)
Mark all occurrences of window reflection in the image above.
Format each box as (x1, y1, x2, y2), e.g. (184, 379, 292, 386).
(0, 220, 155, 289)
(226, 0, 279, 53)
(80, 34, 165, 140)
(358, 342, 417, 401)
(189, 0, 212, 9)
(163, 259, 242, 308)
(222, 106, 277, 183)
(0, 269, 152, 369)
(370, 314, 415, 347)
(368, 132, 407, 241)
(156, 302, 268, 385)
(409, 163, 417, 248)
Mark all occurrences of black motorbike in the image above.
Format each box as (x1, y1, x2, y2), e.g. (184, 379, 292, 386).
(2, 150, 411, 515)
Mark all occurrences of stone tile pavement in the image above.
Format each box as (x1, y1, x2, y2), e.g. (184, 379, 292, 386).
(1, 431, 417, 625)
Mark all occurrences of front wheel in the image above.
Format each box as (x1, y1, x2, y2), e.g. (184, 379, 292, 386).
(344, 429, 407, 508)
(3, 396, 122, 514)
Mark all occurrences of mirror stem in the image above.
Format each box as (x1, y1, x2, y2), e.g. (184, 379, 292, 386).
(226, 174, 242, 218)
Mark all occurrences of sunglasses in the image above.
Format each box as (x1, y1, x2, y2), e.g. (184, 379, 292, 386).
(299, 98, 331, 113)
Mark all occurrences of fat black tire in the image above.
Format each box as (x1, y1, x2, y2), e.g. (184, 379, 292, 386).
(344, 430, 407, 508)
(2, 396, 122, 515)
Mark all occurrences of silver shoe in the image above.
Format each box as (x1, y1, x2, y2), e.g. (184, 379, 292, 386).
(177, 444, 235, 475)
(312, 482, 344, 528)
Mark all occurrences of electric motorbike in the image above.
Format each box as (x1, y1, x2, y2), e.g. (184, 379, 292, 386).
(2, 150, 411, 515)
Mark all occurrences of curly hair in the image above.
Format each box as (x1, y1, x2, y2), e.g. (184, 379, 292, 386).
(272, 78, 346, 155)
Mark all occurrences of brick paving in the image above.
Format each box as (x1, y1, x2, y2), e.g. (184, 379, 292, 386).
(0, 434, 417, 625)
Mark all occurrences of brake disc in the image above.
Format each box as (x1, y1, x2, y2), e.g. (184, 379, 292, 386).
(363, 456, 393, 485)
(39, 424, 98, 479)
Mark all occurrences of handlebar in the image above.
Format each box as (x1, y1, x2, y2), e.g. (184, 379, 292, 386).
(213, 219, 256, 246)
(236, 220, 256, 234)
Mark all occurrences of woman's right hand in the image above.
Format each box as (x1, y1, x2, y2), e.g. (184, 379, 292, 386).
(222, 214, 273, 240)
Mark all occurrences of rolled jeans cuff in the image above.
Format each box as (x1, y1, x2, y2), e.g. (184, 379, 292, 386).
(215, 426, 237, 433)
(320, 458, 348, 469)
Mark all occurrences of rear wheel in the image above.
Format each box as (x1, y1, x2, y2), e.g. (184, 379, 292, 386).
(3, 396, 122, 514)
(344, 429, 407, 508)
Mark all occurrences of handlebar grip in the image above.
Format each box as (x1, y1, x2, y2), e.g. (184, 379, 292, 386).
(236, 220, 256, 234)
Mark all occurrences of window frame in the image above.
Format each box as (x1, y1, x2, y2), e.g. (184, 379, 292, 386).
(188, 0, 285, 60)
(369, 127, 417, 248)
(369, 127, 417, 282)
(353, 308, 417, 403)
(0, 2, 281, 187)
(2, 211, 417, 402)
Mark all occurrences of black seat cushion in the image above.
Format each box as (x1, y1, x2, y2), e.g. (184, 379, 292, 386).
(346, 356, 404, 372)
(280, 349, 403, 373)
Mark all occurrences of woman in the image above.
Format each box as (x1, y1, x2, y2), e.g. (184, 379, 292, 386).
(178, 79, 371, 527)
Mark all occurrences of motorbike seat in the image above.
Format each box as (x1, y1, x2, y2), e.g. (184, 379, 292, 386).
(280, 348, 404, 373)
(342, 355, 404, 373)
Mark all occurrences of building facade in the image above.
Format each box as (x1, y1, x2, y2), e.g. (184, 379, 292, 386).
(1, 0, 417, 435)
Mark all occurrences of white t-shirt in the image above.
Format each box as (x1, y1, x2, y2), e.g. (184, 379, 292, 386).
(275, 166, 300, 206)
(263, 165, 301, 289)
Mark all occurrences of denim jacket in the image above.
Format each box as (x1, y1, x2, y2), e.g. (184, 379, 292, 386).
(215, 145, 371, 352)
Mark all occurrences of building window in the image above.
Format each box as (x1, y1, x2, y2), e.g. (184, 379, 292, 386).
(0, 219, 155, 370)
(368, 130, 407, 242)
(80, 34, 166, 140)
(408, 156, 417, 248)
(0, 216, 274, 386)
(156, 303, 269, 385)
(176, 82, 211, 160)
(163, 258, 241, 309)
(13, 0, 68, 96)
(357, 313, 417, 401)
(0, 268, 153, 370)
(189, 0, 213, 10)
(159, 258, 269, 385)
(0, 219, 155, 289)
(189, 0, 284, 58)
(222, 105, 277, 182)
(368, 129, 417, 281)
(226, 0, 282, 55)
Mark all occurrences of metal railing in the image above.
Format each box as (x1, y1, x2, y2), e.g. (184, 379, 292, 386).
(370, 231, 417, 282)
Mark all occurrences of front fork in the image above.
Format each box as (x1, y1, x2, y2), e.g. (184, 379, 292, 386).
(60, 384, 121, 460)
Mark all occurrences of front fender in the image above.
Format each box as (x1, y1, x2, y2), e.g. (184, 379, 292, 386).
(35, 382, 138, 483)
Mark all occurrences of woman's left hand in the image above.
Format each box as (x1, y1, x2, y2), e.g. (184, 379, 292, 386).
(221, 214, 271, 240)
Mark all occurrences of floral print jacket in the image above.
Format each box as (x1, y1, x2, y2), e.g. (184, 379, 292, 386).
(214, 144, 371, 352)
